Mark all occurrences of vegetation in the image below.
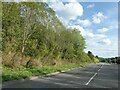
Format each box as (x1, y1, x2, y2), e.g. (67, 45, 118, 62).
(99, 57, 120, 64)
(2, 2, 99, 82)
(3, 63, 88, 82)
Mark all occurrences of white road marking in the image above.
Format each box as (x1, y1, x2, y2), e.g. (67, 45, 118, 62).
(98, 69, 101, 72)
(85, 64, 104, 85)
(85, 72, 97, 85)
(101, 64, 104, 68)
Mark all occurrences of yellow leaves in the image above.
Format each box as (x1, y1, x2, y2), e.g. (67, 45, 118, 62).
(93, 57, 99, 63)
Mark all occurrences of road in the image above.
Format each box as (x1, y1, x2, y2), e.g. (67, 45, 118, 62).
(2, 63, 118, 88)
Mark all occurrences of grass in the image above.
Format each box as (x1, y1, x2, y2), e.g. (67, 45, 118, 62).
(2, 63, 90, 82)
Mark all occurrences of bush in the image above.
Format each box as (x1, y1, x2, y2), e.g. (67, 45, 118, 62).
(93, 57, 99, 63)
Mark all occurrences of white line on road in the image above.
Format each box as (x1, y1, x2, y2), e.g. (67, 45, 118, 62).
(101, 63, 104, 67)
(98, 68, 101, 72)
(85, 64, 104, 85)
(85, 72, 97, 85)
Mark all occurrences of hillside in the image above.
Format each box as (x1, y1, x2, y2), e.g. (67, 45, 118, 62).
(2, 2, 99, 82)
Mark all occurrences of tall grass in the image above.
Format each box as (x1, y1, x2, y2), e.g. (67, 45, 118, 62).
(2, 63, 89, 82)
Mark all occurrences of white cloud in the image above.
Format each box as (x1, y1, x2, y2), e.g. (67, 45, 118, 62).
(109, 25, 118, 30)
(97, 28, 109, 33)
(67, 25, 85, 35)
(87, 4, 95, 9)
(85, 31, 94, 38)
(95, 34, 107, 40)
(102, 38, 111, 45)
(62, 3, 83, 20)
(67, 25, 95, 40)
(76, 19, 92, 27)
(67, 25, 94, 39)
(97, 38, 111, 45)
(67, 25, 107, 40)
(92, 12, 107, 24)
(85, 39, 117, 58)
(48, 0, 83, 25)
(86, 33, 110, 48)
(109, 21, 118, 30)
(64, 0, 77, 2)
(47, 0, 79, 2)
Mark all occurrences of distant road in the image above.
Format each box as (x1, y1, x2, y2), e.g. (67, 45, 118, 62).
(3, 63, 118, 88)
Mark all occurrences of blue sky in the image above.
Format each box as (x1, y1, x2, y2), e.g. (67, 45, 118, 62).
(47, 0, 118, 58)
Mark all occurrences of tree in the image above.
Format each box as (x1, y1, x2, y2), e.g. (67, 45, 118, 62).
(2, 2, 94, 67)
(95, 55, 99, 59)
(87, 51, 94, 60)
(2, 2, 21, 53)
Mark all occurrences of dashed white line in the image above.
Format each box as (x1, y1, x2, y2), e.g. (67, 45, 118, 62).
(100, 64, 104, 68)
(85, 64, 104, 85)
(85, 72, 98, 85)
(98, 69, 101, 72)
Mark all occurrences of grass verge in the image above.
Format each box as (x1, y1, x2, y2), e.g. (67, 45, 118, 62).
(2, 63, 90, 82)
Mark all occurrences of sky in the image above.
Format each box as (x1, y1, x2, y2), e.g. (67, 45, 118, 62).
(47, 0, 118, 58)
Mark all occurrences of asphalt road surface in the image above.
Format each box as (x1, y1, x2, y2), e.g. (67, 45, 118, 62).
(2, 63, 118, 88)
